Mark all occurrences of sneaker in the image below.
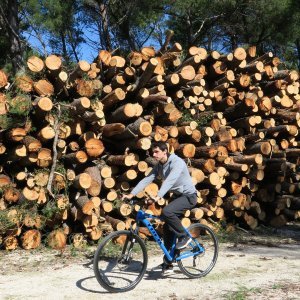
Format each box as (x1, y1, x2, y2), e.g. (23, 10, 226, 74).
(161, 263, 174, 275)
(176, 236, 192, 250)
(151, 262, 174, 275)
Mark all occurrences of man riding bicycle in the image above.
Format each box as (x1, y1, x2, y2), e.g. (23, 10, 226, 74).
(122, 141, 197, 274)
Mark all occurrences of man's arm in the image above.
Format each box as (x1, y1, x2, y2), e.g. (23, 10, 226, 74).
(131, 170, 156, 195)
(122, 167, 157, 200)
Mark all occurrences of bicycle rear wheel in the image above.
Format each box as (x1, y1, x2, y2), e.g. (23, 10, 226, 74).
(177, 223, 218, 278)
(93, 230, 148, 292)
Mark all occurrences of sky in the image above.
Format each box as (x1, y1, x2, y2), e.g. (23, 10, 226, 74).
(24, 31, 99, 63)
(24, 23, 161, 64)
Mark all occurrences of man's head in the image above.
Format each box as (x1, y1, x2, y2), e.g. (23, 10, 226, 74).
(151, 141, 169, 163)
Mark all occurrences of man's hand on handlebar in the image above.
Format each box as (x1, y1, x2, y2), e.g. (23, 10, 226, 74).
(122, 193, 134, 201)
(145, 195, 161, 205)
(122, 192, 163, 206)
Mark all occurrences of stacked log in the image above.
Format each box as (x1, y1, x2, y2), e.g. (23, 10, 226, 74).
(0, 43, 300, 251)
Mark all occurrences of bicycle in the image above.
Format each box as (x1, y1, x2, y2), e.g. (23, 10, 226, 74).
(93, 197, 219, 293)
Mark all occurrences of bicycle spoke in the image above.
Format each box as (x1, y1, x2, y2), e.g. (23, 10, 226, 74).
(177, 224, 218, 278)
(94, 231, 148, 292)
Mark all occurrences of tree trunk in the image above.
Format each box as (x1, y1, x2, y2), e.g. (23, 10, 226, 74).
(1, 0, 24, 73)
(21, 229, 41, 250)
(47, 229, 67, 250)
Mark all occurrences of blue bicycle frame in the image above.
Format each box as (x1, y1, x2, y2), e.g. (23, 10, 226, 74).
(134, 210, 205, 263)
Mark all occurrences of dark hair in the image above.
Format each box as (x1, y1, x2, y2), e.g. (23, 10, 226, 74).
(151, 141, 169, 153)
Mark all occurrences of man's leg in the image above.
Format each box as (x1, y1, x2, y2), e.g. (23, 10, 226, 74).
(162, 222, 176, 255)
(161, 194, 197, 239)
(162, 223, 175, 266)
(155, 194, 197, 273)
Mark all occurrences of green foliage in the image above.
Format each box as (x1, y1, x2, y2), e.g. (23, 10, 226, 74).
(272, 283, 284, 289)
(165, 0, 216, 47)
(0, 93, 32, 130)
(180, 110, 194, 123)
(19, 0, 85, 61)
(181, 110, 214, 128)
(0, 115, 15, 131)
(0, 200, 44, 234)
(1, 0, 300, 69)
(0, 113, 31, 131)
(195, 111, 214, 127)
(216, 227, 243, 244)
(59, 104, 73, 124)
(224, 286, 262, 300)
(165, 0, 295, 54)
(0, 211, 15, 233)
(54, 163, 67, 177)
(70, 245, 79, 257)
(83, 0, 168, 51)
(41, 201, 61, 221)
(8, 94, 32, 116)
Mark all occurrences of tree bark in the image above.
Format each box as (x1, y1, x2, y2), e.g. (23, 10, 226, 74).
(0, 0, 24, 73)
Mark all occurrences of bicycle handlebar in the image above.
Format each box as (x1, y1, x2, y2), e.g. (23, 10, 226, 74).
(128, 197, 141, 206)
(123, 191, 157, 206)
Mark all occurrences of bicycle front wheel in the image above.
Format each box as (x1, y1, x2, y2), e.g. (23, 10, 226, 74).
(93, 230, 148, 293)
(177, 223, 218, 278)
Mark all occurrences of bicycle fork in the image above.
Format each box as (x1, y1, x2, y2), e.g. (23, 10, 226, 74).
(120, 232, 136, 264)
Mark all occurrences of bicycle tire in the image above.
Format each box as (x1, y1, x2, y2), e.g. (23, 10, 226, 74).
(177, 223, 218, 278)
(93, 230, 148, 292)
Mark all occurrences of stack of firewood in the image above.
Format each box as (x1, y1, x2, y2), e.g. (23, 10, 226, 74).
(0, 42, 300, 251)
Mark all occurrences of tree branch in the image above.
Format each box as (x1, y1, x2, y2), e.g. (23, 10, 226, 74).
(139, 25, 157, 48)
(191, 13, 225, 44)
(21, 12, 48, 57)
(47, 104, 62, 198)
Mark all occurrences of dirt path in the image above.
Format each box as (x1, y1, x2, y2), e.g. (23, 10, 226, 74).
(1, 229, 300, 300)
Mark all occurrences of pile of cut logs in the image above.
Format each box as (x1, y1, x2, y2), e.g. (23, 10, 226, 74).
(0, 41, 300, 250)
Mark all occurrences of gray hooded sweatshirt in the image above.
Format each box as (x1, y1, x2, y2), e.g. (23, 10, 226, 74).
(131, 153, 196, 198)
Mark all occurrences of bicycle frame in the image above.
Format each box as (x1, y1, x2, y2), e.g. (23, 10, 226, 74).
(133, 209, 204, 263)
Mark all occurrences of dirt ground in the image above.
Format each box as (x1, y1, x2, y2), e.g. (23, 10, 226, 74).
(1, 224, 300, 300)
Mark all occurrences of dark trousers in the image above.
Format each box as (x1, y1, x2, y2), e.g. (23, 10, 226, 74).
(161, 193, 197, 253)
